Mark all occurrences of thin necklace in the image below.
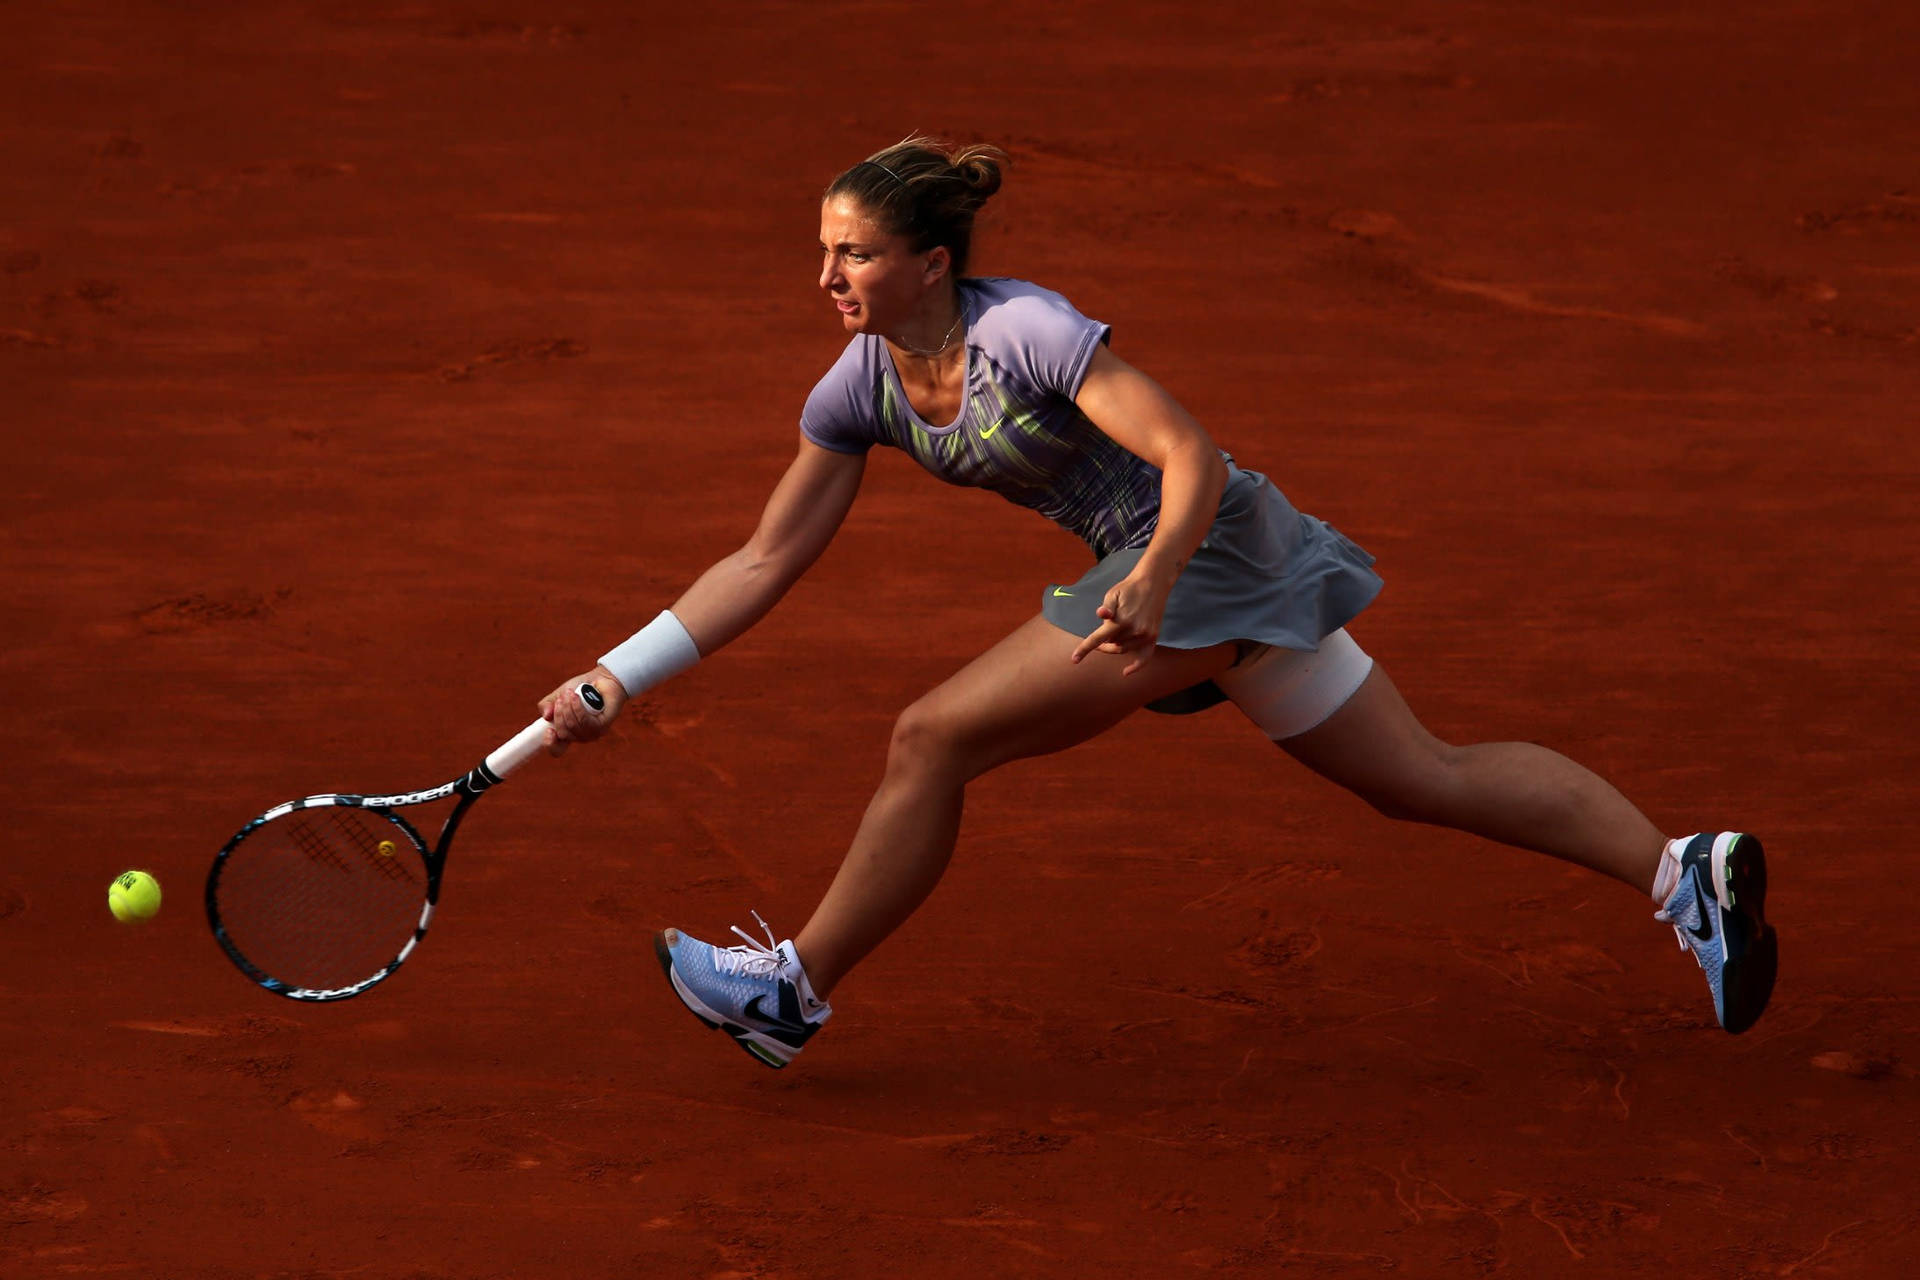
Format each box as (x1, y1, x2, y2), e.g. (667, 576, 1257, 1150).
(894, 307, 964, 358)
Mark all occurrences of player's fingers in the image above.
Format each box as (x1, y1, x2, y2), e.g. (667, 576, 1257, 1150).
(561, 702, 601, 743)
(1071, 621, 1123, 663)
(1096, 624, 1155, 653)
(1122, 642, 1157, 677)
(540, 685, 577, 723)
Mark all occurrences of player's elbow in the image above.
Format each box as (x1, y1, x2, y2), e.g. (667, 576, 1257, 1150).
(1198, 440, 1228, 487)
(734, 536, 815, 595)
(1166, 435, 1228, 495)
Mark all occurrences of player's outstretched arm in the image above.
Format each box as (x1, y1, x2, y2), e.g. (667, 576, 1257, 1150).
(668, 437, 867, 654)
(541, 437, 866, 752)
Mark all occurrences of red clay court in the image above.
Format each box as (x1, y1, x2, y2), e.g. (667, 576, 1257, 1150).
(5, 3, 1917, 1276)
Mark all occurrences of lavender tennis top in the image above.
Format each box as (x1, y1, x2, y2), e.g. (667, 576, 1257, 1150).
(800, 277, 1166, 559)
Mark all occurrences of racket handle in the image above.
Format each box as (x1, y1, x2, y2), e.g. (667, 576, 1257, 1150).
(486, 720, 551, 780)
(484, 684, 606, 780)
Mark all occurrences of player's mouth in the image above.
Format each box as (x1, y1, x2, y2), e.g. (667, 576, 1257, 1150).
(834, 298, 860, 315)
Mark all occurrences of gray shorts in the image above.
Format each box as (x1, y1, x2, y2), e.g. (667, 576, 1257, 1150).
(1041, 464, 1382, 714)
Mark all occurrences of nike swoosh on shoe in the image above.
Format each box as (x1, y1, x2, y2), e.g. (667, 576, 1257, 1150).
(743, 993, 812, 1039)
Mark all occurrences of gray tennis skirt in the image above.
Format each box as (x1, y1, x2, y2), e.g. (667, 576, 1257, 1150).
(1042, 463, 1382, 714)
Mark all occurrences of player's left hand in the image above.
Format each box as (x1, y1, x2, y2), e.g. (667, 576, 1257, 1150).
(1070, 570, 1171, 676)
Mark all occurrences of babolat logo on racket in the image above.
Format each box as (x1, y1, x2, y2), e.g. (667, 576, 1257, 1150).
(362, 783, 461, 807)
(580, 685, 606, 713)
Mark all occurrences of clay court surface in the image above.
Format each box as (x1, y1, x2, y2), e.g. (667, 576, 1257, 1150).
(5, 2, 1918, 1275)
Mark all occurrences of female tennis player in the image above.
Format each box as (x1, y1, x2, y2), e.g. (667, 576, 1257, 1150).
(538, 137, 1775, 1067)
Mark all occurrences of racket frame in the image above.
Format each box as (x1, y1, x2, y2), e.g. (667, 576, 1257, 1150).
(205, 762, 501, 1001)
(206, 693, 591, 1001)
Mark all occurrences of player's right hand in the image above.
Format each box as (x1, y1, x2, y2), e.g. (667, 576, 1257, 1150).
(539, 667, 628, 755)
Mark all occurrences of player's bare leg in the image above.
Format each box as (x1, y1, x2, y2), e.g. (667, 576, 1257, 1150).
(1279, 661, 1775, 1032)
(794, 615, 1238, 997)
(1278, 662, 1667, 890)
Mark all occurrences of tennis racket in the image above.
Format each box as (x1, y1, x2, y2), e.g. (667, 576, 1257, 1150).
(206, 684, 604, 1002)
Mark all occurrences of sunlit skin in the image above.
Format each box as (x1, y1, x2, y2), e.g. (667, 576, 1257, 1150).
(818, 192, 966, 370)
(537, 174, 1670, 1004)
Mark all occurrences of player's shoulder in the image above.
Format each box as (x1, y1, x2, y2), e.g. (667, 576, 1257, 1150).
(965, 276, 1093, 331)
(965, 277, 1109, 393)
(801, 335, 886, 451)
(805, 334, 882, 403)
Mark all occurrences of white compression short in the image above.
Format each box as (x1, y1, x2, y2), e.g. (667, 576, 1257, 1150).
(1213, 628, 1374, 741)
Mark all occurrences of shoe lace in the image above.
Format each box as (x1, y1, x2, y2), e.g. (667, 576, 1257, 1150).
(1654, 879, 1704, 962)
(712, 910, 783, 979)
(1654, 913, 1695, 960)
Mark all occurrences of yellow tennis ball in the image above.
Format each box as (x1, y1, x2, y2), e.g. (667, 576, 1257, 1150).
(108, 870, 162, 923)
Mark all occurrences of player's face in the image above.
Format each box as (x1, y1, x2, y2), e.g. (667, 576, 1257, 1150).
(817, 194, 940, 337)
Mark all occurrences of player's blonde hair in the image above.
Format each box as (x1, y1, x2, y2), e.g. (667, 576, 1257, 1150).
(825, 134, 1007, 276)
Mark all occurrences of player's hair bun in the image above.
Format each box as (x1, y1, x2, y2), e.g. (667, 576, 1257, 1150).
(948, 145, 1004, 202)
(826, 135, 1009, 276)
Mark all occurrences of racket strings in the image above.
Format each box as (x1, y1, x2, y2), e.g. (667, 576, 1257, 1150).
(287, 808, 416, 884)
(286, 812, 357, 875)
(216, 806, 430, 992)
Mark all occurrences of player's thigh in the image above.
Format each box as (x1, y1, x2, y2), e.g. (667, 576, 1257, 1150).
(899, 615, 1238, 778)
(1276, 663, 1457, 815)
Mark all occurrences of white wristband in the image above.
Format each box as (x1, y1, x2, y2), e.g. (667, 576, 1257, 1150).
(598, 610, 701, 697)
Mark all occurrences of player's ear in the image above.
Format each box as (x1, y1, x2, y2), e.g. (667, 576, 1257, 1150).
(922, 244, 951, 286)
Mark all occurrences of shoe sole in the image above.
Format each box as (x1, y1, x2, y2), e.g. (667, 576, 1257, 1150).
(1713, 833, 1777, 1035)
(652, 930, 795, 1069)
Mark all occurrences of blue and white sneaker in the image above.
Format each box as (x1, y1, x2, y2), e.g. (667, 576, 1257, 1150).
(1656, 832, 1777, 1034)
(654, 912, 830, 1069)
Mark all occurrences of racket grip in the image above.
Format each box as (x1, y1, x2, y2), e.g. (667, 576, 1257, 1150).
(486, 720, 551, 780)
(484, 684, 604, 780)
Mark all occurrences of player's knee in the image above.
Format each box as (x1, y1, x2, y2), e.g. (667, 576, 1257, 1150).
(1362, 785, 1434, 825)
(886, 699, 967, 779)
(1355, 745, 1467, 825)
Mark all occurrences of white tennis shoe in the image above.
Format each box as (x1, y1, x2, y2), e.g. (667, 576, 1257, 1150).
(654, 912, 830, 1068)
